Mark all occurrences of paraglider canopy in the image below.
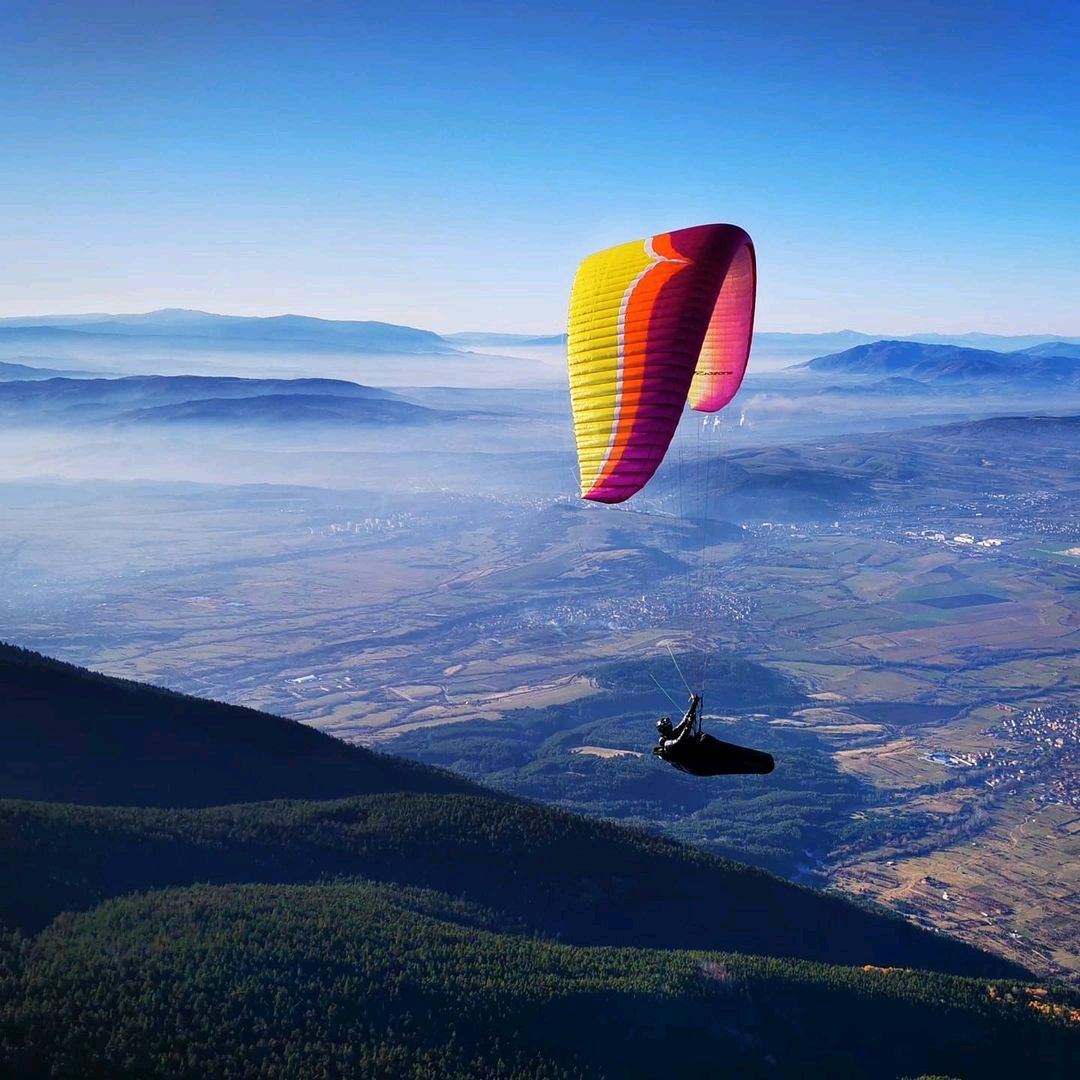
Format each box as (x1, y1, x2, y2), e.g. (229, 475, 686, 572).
(567, 223, 756, 504)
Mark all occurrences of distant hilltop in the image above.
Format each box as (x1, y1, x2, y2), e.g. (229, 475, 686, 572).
(0, 374, 491, 428)
(799, 339, 1080, 384)
(0, 308, 455, 355)
(755, 329, 1080, 357)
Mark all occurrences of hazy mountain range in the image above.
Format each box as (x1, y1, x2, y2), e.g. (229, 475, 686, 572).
(754, 329, 1080, 358)
(800, 340, 1080, 384)
(444, 331, 568, 347)
(0, 309, 452, 354)
(445, 328, 1080, 357)
(0, 310, 557, 385)
(3, 310, 1078, 413)
(3, 309, 1077, 363)
(1023, 341, 1080, 359)
(0, 375, 484, 428)
(0, 359, 93, 380)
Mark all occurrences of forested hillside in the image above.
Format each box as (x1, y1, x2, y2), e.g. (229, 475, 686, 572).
(2, 645, 1078, 1077)
(3, 881, 1078, 1079)
(0, 794, 1021, 977)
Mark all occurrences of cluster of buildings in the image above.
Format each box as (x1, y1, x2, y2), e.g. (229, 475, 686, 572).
(976, 705, 1080, 808)
(314, 513, 425, 537)
(520, 580, 753, 635)
(903, 528, 1006, 549)
(985, 489, 1079, 540)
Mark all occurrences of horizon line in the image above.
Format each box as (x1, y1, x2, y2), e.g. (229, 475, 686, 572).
(1, 308, 1079, 342)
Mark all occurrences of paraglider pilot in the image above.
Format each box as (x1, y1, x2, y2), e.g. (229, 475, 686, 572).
(654, 694, 702, 759)
(653, 693, 775, 777)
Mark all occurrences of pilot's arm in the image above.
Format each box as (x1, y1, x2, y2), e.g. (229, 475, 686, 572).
(674, 694, 701, 735)
(670, 722, 697, 749)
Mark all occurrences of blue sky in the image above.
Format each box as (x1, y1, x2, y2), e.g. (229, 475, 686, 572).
(4, 0, 1078, 333)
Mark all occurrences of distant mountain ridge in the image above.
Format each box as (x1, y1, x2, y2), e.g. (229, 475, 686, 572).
(759, 329, 1080, 353)
(5, 310, 1076, 359)
(117, 393, 446, 427)
(0, 359, 91, 381)
(0, 373, 469, 427)
(0, 308, 455, 354)
(1021, 341, 1080, 359)
(430, 330, 1080, 353)
(444, 331, 569, 347)
(801, 340, 1080, 383)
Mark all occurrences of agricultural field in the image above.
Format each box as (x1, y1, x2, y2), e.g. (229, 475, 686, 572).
(833, 801, 1080, 983)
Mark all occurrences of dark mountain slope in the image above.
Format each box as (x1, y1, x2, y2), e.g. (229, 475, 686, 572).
(0, 643, 480, 807)
(5, 880, 1077, 1080)
(0, 792, 1025, 978)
